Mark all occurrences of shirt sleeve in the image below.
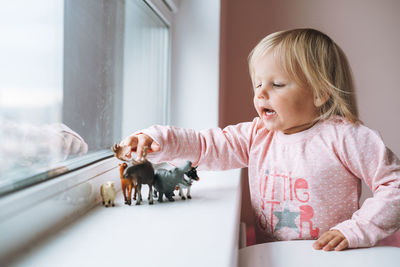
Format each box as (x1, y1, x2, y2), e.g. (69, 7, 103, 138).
(139, 119, 260, 170)
(331, 124, 400, 248)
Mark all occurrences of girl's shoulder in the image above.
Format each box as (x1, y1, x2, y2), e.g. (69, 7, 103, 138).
(322, 116, 382, 143)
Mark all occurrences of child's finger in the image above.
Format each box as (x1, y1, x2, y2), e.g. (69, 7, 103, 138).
(150, 141, 160, 152)
(136, 135, 152, 160)
(120, 134, 138, 148)
(313, 232, 330, 249)
(334, 239, 349, 251)
(323, 236, 343, 251)
(120, 136, 139, 159)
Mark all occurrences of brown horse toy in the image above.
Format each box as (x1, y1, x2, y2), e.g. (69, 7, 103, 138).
(119, 162, 137, 205)
(112, 144, 155, 205)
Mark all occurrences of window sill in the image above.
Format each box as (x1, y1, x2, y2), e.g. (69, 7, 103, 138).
(0, 157, 120, 264)
(0, 161, 242, 267)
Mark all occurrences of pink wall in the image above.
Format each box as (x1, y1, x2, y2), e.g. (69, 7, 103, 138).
(220, 0, 400, 227)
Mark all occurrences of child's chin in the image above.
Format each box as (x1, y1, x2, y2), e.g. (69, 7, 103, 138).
(262, 121, 277, 131)
(258, 116, 280, 131)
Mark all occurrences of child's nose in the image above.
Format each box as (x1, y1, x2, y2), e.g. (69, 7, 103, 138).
(256, 89, 268, 99)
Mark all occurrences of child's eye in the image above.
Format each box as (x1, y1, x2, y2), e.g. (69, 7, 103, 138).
(272, 82, 285, 88)
(255, 83, 262, 89)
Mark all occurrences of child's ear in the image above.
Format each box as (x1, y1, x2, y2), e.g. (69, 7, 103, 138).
(314, 93, 330, 107)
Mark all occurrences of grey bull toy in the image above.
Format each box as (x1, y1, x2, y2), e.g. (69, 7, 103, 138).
(178, 165, 199, 200)
(153, 161, 194, 202)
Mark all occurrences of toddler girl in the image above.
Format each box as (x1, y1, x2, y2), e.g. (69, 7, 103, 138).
(120, 29, 400, 251)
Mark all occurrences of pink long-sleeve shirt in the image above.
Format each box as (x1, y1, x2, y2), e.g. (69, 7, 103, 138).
(141, 117, 400, 248)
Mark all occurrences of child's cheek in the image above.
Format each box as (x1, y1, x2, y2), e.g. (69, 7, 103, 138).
(253, 97, 260, 115)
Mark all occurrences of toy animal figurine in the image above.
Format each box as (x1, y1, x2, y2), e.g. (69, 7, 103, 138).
(112, 144, 154, 205)
(122, 147, 155, 205)
(153, 161, 193, 202)
(153, 165, 199, 199)
(177, 166, 199, 200)
(112, 143, 149, 163)
(111, 143, 132, 161)
(100, 181, 117, 207)
(119, 162, 137, 205)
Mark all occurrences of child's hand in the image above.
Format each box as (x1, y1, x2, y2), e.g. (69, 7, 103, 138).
(312, 230, 349, 251)
(119, 133, 160, 160)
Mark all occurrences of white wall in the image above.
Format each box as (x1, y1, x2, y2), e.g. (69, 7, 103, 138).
(169, 0, 220, 129)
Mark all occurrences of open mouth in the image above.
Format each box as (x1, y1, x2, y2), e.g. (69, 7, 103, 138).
(264, 108, 276, 116)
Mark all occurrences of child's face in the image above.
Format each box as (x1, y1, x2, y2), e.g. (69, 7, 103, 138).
(252, 52, 319, 134)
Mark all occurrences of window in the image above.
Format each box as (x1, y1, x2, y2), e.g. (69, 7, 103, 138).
(121, 0, 170, 137)
(0, 0, 170, 196)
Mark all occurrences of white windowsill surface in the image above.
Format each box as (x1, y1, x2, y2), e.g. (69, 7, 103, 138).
(1, 165, 242, 267)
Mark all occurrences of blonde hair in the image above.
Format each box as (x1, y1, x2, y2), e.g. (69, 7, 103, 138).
(248, 28, 359, 123)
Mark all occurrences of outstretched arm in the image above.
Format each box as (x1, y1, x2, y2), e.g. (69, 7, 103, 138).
(119, 119, 260, 171)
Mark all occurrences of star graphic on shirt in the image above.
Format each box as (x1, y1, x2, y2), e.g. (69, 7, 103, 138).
(273, 202, 300, 233)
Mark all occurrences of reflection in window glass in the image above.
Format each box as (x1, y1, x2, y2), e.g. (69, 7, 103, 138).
(0, 0, 170, 195)
(0, 0, 66, 180)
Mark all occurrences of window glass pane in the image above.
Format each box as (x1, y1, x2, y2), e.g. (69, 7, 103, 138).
(0, 0, 170, 195)
(122, 0, 169, 137)
(62, 0, 125, 153)
(0, 0, 64, 182)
